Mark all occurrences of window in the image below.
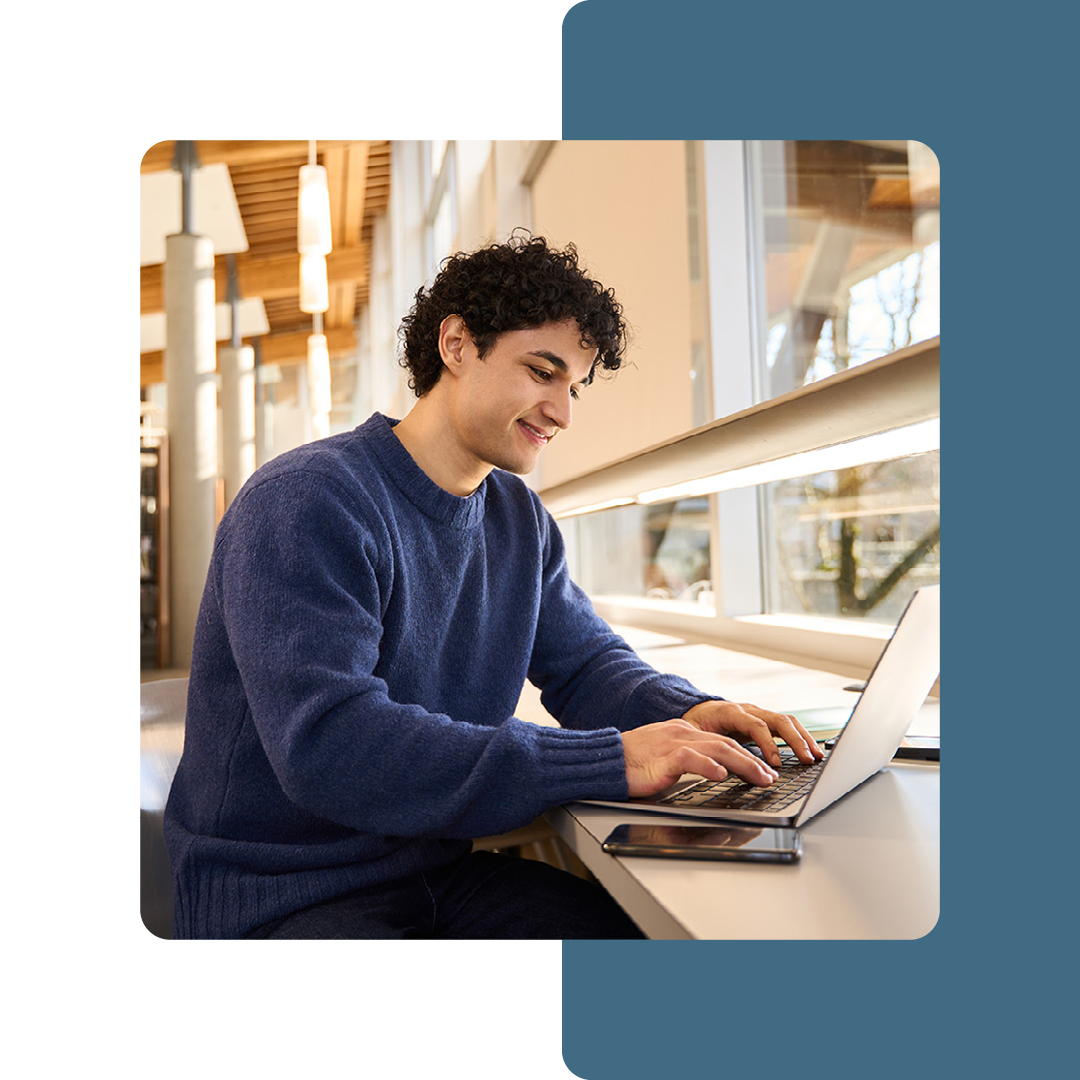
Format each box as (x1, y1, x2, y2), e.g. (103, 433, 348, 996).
(745, 140, 940, 624)
(760, 449, 940, 623)
(561, 141, 940, 667)
(423, 141, 457, 280)
(747, 140, 940, 400)
(570, 497, 715, 613)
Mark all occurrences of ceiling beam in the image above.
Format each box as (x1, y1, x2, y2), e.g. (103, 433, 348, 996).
(140, 325, 357, 386)
(322, 142, 370, 328)
(257, 324, 357, 364)
(141, 245, 369, 313)
(140, 140, 362, 173)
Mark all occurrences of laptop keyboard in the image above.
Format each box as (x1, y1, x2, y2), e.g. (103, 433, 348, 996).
(657, 749, 829, 812)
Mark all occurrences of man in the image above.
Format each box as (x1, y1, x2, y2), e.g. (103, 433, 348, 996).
(164, 234, 822, 939)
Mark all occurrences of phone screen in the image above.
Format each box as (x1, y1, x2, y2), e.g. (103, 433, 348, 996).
(601, 823, 801, 862)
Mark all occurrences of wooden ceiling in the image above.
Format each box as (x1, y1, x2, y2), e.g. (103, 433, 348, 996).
(140, 140, 391, 387)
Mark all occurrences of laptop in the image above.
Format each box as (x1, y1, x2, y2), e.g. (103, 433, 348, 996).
(578, 584, 940, 828)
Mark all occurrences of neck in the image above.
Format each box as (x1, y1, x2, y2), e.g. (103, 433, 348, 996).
(392, 392, 491, 497)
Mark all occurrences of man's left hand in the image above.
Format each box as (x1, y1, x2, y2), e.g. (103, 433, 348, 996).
(681, 700, 824, 770)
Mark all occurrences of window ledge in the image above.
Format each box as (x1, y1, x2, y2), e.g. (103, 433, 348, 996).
(590, 595, 902, 680)
(591, 594, 717, 619)
(734, 613, 892, 640)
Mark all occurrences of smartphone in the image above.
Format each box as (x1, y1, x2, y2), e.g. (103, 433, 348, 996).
(601, 823, 801, 863)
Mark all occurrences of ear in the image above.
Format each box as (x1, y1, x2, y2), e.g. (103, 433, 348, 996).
(438, 314, 471, 379)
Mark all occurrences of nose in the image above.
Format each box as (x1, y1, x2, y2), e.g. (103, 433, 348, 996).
(542, 383, 574, 431)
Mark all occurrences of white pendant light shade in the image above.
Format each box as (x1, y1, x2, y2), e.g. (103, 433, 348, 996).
(307, 332, 332, 420)
(299, 253, 329, 313)
(298, 164, 333, 255)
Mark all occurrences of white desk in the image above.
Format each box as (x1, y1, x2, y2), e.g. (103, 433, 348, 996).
(548, 760, 939, 940)
(524, 625, 941, 940)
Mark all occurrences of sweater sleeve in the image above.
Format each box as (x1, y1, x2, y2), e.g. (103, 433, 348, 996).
(528, 506, 723, 732)
(211, 472, 629, 839)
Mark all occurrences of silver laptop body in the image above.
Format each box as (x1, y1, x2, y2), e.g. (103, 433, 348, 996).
(577, 584, 940, 828)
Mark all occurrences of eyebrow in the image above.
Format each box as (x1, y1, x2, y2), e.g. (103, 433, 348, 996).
(527, 350, 595, 386)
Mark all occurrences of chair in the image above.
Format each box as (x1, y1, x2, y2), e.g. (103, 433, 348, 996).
(472, 819, 595, 881)
(140, 677, 188, 939)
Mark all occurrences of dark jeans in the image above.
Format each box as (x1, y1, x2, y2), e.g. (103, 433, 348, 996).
(246, 850, 645, 939)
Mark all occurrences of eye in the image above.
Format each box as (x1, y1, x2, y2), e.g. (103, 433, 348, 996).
(529, 366, 580, 400)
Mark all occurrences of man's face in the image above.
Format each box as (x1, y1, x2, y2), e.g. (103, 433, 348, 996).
(447, 319, 596, 478)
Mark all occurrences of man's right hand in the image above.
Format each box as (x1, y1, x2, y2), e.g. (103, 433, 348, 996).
(620, 719, 779, 799)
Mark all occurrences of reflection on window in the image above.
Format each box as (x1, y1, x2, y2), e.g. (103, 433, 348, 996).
(571, 498, 714, 611)
(761, 451, 939, 623)
(746, 140, 940, 624)
(752, 140, 940, 400)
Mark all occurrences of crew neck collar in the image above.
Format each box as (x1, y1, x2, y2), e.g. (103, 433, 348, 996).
(364, 413, 487, 529)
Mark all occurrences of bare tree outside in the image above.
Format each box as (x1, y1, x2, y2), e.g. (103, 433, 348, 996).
(766, 245, 940, 619)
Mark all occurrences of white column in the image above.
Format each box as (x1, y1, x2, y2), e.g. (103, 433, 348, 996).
(164, 231, 218, 669)
(297, 362, 314, 445)
(254, 363, 276, 468)
(219, 343, 256, 506)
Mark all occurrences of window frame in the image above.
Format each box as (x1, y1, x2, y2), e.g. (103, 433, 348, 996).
(423, 141, 458, 280)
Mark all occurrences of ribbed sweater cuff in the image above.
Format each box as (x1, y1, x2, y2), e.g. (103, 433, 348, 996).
(532, 725, 629, 803)
(624, 682, 727, 731)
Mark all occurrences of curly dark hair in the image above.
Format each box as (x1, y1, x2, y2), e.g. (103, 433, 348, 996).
(398, 233, 628, 397)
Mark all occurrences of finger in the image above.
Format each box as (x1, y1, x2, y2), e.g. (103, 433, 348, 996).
(708, 739, 779, 787)
(785, 714, 825, 759)
(628, 746, 729, 798)
(696, 705, 787, 767)
(775, 713, 824, 761)
(741, 706, 821, 763)
(728, 714, 786, 768)
(672, 742, 778, 788)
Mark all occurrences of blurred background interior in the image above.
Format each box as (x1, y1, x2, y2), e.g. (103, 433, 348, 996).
(140, 139, 939, 681)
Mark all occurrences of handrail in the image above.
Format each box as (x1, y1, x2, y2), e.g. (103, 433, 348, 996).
(539, 337, 939, 517)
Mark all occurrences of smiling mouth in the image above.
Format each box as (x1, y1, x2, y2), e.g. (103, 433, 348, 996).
(517, 420, 552, 446)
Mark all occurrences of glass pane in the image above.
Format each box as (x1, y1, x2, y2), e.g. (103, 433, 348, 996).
(569, 498, 715, 611)
(431, 190, 454, 272)
(744, 141, 941, 623)
(750, 140, 939, 401)
(430, 140, 447, 180)
(761, 450, 939, 623)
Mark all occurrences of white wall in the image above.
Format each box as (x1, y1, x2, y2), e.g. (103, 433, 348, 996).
(529, 141, 696, 489)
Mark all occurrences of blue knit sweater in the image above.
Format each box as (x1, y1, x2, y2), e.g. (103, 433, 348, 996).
(164, 413, 714, 938)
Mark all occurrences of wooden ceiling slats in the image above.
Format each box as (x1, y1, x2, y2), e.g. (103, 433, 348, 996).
(141, 246, 370, 314)
(232, 165, 307, 184)
(140, 140, 360, 173)
(235, 203, 297, 222)
(243, 228, 301, 244)
(230, 181, 300, 199)
(342, 144, 369, 248)
(142, 140, 390, 369)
